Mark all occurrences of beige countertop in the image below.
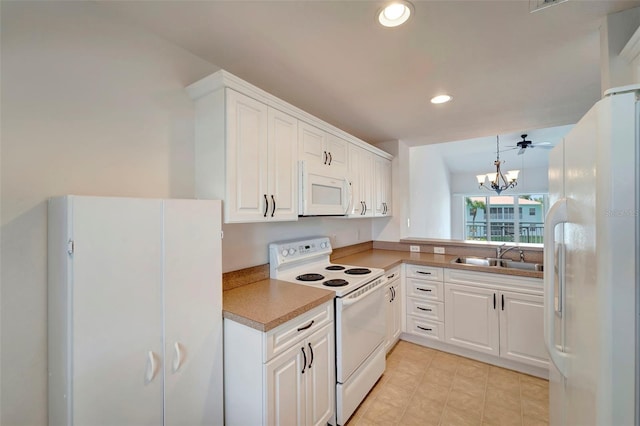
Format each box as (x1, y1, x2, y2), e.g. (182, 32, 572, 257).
(334, 249, 544, 279)
(223, 279, 335, 332)
(223, 249, 543, 332)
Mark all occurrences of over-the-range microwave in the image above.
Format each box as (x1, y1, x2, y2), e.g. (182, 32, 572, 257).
(299, 160, 351, 216)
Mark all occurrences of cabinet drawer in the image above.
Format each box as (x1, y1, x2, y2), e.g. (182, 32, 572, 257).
(406, 278, 443, 301)
(407, 298, 444, 322)
(407, 317, 443, 341)
(266, 302, 333, 361)
(385, 265, 401, 282)
(406, 264, 443, 282)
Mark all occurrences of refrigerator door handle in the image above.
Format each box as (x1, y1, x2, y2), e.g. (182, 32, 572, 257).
(544, 197, 569, 377)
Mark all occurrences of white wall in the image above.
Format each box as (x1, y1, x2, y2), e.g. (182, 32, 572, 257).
(408, 145, 452, 238)
(600, 6, 640, 92)
(0, 2, 374, 424)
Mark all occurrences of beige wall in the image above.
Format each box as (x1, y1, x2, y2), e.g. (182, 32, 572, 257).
(0, 2, 374, 424)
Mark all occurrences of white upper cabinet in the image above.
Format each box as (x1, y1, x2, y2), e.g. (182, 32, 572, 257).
(226, 89, 270, 222)
(268, 107, 299, 221)
(187, 69, 392, 223)
(348, 145, 374, 217)
(374, 156, 392, 217)
(192, 88, 297, 223)
(299, 121, 348, 175)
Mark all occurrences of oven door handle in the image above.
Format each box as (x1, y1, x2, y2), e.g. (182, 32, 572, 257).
(341, 278, 387, 307)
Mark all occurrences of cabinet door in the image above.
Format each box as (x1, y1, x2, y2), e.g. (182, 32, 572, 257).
(306, 324, 335, 426)
(266, 343, 306, 426)
(347, 144, 362, 216)
(226, 89, 269, 222)
(374, 156, 392, 217)
(391, 282, 402, 343)
(499, 291, 549, 368)
(356, 148, 374, 217)
(268, 108, 298, 221)
(72, 197, 163, 425)
(325, 133, 348, 173)
(299, 121, 327, 166)
(444, 283, 499, 356)
(163, 200, 223, 425)
(384, 283, 394, 352)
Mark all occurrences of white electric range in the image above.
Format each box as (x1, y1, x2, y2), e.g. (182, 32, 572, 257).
(269, 237, 387, 425)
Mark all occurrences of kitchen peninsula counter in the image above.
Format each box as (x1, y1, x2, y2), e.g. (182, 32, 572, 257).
(223, 279, 334, 332)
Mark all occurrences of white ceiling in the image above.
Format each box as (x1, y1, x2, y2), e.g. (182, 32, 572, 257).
(102, 0, 639, 149)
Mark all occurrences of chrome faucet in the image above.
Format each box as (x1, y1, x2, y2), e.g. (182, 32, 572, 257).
(496, 243, 519, 259)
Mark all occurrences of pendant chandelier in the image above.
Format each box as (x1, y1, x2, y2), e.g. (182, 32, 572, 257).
(476, 136, 519, 195)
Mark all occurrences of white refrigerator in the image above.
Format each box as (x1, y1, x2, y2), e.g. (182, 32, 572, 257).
(544, 85, 639, 425)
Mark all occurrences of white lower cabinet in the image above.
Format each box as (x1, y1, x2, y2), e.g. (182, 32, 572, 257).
(443, 269, 548, 369)
(405, 264, 446, 341)
(384, 267, 402, 352)
(224, 302, 335, 426)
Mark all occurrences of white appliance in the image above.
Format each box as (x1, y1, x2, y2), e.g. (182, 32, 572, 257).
(269, 237, 387, 425)
(48, 196, 223, 426)
(544, 84, 639, 426)
(299, 160, 351, 216)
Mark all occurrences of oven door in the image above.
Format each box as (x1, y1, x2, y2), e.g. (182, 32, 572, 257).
(299, 161, 351, 216)
(335, 281, 386, 383)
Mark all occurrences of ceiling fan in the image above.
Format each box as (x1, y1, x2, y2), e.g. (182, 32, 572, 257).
(505, 134, 553, 155)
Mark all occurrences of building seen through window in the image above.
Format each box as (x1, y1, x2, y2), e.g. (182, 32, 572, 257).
(464, 194, 547, 243)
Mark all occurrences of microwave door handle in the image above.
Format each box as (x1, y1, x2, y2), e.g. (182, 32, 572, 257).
(344, 177, 352, 215)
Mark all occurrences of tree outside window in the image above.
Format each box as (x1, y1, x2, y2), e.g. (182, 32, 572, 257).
(464, 194, 547, 243)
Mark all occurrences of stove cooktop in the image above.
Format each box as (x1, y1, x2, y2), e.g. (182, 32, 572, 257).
(281, 263, 384, 297)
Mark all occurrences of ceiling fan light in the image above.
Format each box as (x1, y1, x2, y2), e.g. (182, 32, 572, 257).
(378, 1, 413, 27)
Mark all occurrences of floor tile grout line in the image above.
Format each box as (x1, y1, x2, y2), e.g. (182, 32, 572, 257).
(394, 352, 432, 425)
(436, 361, 459, 426)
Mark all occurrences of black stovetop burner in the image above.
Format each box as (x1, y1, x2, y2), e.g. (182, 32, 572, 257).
(344, 268, 372, 275)
(296, 273, 325, 282)
(325, 265, 346, 271)
(323, 279, 349, 287)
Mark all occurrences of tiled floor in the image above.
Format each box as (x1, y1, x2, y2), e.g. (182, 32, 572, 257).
(347, 341, 549, 426)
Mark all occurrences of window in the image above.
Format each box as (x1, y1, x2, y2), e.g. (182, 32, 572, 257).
(464, 194, 547, 243)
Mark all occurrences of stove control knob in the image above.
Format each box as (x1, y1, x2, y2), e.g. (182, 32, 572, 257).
(320, 242, 327, 249)
(288, 248, 296, 256)
(281, 249, 288, 257)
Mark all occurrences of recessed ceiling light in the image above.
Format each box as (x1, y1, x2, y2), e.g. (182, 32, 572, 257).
(377, 1, 414, 27)
(431, 94, 453, 104)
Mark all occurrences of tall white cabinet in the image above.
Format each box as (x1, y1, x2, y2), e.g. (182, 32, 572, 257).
(48, 196, 223, 426)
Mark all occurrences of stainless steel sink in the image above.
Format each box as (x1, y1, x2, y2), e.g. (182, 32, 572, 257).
(452, 257, 499, 267)
(500, 260, 544, 272)
(451, 257, 543, 272)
